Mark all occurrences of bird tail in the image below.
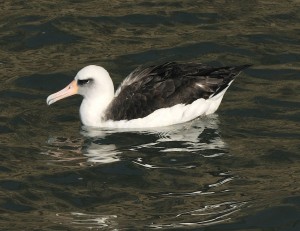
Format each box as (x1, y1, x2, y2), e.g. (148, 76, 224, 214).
(210, 64, 252, 98)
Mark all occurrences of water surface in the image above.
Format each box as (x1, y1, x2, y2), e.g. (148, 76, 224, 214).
(0, 1, 300, 230)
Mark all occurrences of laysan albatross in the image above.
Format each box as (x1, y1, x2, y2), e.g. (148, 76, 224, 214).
(47, 62, 250, 128)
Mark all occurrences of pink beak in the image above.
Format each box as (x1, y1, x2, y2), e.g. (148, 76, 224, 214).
(46, 80, 78, 105)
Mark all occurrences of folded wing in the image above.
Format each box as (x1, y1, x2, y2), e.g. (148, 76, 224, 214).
(104, 62, 250, 121)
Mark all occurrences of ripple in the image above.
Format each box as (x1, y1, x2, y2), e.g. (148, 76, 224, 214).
(54, 212, 118, 230)
(149, 201, 247, 229)
(161, 177, 234, 198)
(1, 19, 80, 51)
(44, 135, 121, 165)
(42, 136, 86, 165)
(132, 158, 196, 169)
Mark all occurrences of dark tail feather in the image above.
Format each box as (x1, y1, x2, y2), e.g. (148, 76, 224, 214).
(211, 64, 251, 97)
(232, 64, 252, 72)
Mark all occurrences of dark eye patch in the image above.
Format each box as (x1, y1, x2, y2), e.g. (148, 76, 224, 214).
(78, 79, 92, 86)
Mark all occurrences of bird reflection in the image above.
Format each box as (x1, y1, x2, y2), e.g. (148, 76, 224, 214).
(78, 114, 227, 166)
(45, 114, 227, 166)
(44, 115, 239, 230)
(82, 143, 121, 164)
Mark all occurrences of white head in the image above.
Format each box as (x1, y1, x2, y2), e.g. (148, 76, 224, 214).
(47, 65, 115, 126)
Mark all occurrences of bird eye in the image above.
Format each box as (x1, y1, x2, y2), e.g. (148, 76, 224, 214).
(78, 79, 91, 86)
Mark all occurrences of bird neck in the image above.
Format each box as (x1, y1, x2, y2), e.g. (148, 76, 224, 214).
(79, 81, 114, 127)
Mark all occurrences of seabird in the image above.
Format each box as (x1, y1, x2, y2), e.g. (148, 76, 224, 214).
(47, 62, 250, 128)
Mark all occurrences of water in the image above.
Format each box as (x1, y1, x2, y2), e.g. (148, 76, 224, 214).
(1, 1, 300, 230)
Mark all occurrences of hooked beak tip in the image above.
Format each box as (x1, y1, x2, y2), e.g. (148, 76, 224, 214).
(46, 97, 52, 105)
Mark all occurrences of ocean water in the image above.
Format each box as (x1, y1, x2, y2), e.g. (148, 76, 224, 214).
(0, 1, 299, 230)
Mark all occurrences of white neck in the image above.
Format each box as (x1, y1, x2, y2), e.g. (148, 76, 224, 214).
(79, 75, 115, 127)
(79, 98, 111, 127)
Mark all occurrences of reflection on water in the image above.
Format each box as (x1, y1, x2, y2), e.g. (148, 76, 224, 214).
(40, 115, 249, 229)
(55, 212, 118, 230)
(83, 143, 121, 164)
(46, 115, 225, 167)
(150, 201, 247, 229)
(1, 0, 300, 230)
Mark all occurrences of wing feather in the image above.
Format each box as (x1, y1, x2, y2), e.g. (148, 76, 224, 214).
(105, 62, 250, 121)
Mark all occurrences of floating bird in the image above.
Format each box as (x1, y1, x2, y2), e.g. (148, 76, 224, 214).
(47, 62, 250, 128)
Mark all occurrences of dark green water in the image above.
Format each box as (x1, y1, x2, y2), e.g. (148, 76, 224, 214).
(1, 1, 300, 230)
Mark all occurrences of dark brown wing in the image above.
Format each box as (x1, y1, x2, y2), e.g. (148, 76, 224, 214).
(104, 62, 250, 121)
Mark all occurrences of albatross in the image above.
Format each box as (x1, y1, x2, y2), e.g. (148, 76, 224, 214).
(47, 62, 250, 128)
